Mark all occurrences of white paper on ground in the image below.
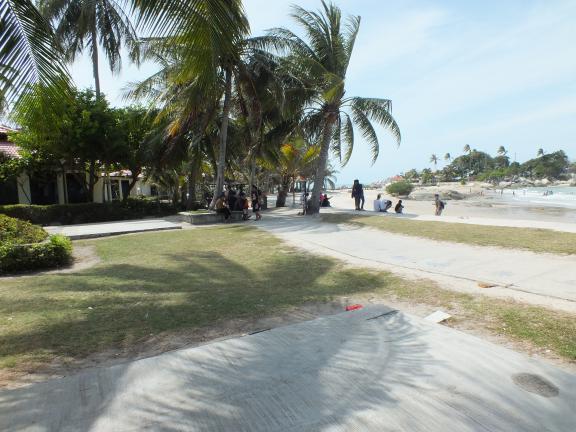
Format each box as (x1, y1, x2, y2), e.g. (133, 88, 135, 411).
(425, 310, 452, 323)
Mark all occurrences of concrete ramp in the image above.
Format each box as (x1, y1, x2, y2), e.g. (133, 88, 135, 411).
(1, 306, 574, 431)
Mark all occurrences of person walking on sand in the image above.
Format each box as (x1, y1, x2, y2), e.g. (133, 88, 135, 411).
(352, 179, 365, 210)
(434, 194, 445, 216)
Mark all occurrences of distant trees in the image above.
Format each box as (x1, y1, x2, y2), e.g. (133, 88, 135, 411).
(401, 146, 571, 185)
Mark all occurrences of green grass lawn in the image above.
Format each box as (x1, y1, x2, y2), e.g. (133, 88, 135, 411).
(322, 213, 576, 255)
(1, 226, 575, 379)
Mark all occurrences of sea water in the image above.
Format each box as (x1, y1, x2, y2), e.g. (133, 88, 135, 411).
(495, 186, 576, 209)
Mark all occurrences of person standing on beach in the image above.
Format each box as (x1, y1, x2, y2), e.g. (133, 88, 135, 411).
(434, 194, 445, 216)
(352, 180, 365, 210)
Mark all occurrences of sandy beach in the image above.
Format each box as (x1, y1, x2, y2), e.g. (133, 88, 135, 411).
(324, 183, 576, 229)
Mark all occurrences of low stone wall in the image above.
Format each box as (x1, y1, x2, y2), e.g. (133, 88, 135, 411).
(178, 211, 245, 225)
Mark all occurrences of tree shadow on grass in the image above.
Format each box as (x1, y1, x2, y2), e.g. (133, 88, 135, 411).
(0, 250, 389, 368)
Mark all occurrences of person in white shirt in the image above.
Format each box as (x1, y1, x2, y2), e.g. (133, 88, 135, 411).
(374, 194, 392, 212)
(373, 194, 383, 211)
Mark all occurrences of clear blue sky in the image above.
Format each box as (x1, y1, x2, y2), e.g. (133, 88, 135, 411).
(69, 0, 576, 186)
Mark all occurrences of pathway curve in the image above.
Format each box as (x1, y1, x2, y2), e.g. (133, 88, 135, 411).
(257, 210, 576, 313)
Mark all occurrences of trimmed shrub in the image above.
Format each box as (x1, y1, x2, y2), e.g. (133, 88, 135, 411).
(0, 214, 48, 244)
(0, 198, 176, 226)
(0, 235, 72, 274)
(386, 181, 415, 197)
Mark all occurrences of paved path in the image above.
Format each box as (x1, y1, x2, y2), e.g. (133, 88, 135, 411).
(1, 306, 574, 431)
(257, 210, 576, 312)
(46, 219, 183, 239)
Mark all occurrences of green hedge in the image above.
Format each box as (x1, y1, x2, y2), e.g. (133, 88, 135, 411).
(386, 181, 415, 197)
(0, 198, 176, 226)
(0, 235, 72, 274)
(0, 214, 48, 244)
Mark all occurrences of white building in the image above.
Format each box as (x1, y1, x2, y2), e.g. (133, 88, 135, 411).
(0, 132, 161, 205)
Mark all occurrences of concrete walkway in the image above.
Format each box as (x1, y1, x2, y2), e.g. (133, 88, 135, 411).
(257, 210, 576, 313)
(45, 218, 183, 240)
(1, 306, 574, 431)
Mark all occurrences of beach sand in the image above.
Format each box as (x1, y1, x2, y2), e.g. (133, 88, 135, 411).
(325, 183, 576, 231)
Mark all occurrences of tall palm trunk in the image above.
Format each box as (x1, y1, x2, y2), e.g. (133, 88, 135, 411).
(91, 24, 100, 97)
(309, 117, 335, 215)
(187, 161, 199, 210)
(211, 66, 232, 208)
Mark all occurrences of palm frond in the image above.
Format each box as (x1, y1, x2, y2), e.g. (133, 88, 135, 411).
(341, 111, 354, 165)
(351, 103, 379, 164)
(0, 0, 71, 109)
(350, 97, 401, 147)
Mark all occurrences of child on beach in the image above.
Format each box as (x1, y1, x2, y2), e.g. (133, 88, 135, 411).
(395, 200, 404, 214)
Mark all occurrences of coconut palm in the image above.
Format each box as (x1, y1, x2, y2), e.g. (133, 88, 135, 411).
(497, 145, 507, 156)
(269, 137, 319, 207)
(463, 144, 471, 155)
(430, 154, 438, 168)
(537, 148, 545, 157)
(40, 0, 139, 97)
(444, 152, 451, 162)
(0, 0, 71, 108)
(1, 0, 247, 108)
(255, 1, 401, 214)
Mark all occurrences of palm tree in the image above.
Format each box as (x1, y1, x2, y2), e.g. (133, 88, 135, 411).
(430, 154, 438, 168)
(537, 148, 545, 157)
(0, 0, 71, 108)
(497, 145, 507, 156)
(269, 137, 319, 207)
(256, 2, 400, 214)
(2, 1, 247, 108)
(463, 144, 471, 155)
(444, 152, 451, 162)
(40, 0, 139, 97)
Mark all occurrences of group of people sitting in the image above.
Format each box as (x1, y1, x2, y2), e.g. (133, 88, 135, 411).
(374, 194, 404, 214)
(214, 185, 263, 222)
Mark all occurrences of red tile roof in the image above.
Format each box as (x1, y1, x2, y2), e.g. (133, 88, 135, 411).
(0, 142, 21, 158)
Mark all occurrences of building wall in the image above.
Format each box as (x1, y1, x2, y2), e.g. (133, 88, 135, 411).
(16, 173, 31, 205)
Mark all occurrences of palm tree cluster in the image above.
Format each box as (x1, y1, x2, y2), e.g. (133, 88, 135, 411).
(1, 0, 401, 214)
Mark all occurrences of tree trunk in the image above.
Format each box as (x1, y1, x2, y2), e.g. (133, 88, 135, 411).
(276, 176, 289, 207)
(249, 157, 256, 189)
(186, 167, 198, 210)
(308, 117, 335, 215)
(210, 66, 232, 208)
(123, 168, 141, 203)
(87, 160, 97, 202)
(91, 24, 101, 97)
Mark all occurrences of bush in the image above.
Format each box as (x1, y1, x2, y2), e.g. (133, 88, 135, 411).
(386, 181, 414, 197)
(0, 214, 48, 244)
(0, 198, 176, 226)
(0, 235, 72, 274)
